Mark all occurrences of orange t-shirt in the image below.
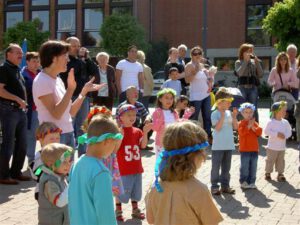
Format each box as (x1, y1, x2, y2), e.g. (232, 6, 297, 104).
(238, 120, 262, 152)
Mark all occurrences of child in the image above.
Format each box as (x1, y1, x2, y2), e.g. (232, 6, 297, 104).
(161, 67, 182, 96)
(115, 104, 152, 221)
(152, 88, 193, 157)
(80, 106, 124, 196)
(145, 121, 223, 225)
(211, 87, 238, 195)
(38, 143, 72, 225)
(264, 101, 292, 181)
(175, 95, 195, 118)
(206, 65, 218, 93)
(69, 115, 122, 225)
(29, 122, 62, 200)
(238, 103, 262, 189)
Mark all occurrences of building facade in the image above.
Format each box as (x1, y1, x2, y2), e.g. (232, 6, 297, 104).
(0, 0, 278, 72)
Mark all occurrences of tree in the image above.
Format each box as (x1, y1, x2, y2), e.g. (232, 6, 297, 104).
(3, 18, 50, 51)
(262, 0, 300, 51)
(100, 14, 149, 57)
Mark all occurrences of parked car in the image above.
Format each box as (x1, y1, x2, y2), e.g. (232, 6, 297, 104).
(150, 70, 165, 102)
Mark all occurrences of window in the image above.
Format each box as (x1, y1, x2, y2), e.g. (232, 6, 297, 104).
(57, 0, 76, 4)
(110, 0, 132, 15)
(57, 9, 76, 40)
(84, 0, 103, 3)
(246, 4, 271, 46)
(31, 0, 49, 5)
(6, 12, 23, 29)
(32, 11, 49, 31)
(5, 0, 24, 7)
(214, 58, 236, 71)
(83, 8, 103, 46)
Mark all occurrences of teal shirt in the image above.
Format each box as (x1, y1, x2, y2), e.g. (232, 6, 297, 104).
(211, 110, 235, 150)
(69, 155, 117, 225)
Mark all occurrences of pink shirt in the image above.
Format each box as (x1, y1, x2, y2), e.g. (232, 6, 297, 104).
(267, 67, 298, 92)
(33, 71, 73, 133)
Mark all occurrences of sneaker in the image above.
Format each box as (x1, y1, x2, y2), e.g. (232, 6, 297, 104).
(265, 173, 271, 181)
(240, 181, 251, 189)
(131, 208, 145, 220)
(249, 183, 257, 189)
(115, 210, 124, 222)
(211, 188, 221, 195)
(221, 187, 236, 194)
(277, 174, 286, 182)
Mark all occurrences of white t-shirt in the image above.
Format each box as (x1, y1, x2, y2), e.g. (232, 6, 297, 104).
(264, 118, 292, 151)
(116, 59, 143, 92)
(189, 69, 210, 101)
(32, 71, 73, 133)
(163, 109, 176, 125)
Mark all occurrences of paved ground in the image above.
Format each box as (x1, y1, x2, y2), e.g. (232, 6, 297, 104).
(0, 108, 299, 225)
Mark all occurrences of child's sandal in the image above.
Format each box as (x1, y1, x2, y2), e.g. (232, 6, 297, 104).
(265, 173, 271, 181)
(277, 174, 286, 182)
(115, 210, 124, 222)
(131, 208, 145, 220)
(221, 187, 236, 194)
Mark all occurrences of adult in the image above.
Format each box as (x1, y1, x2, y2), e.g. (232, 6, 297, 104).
(21, 52, 41, 166)
(91, 52, 116, 110)
(116, 45, 144, 103)
(32, 40, 103, 148)
(0, 44, 30, 185)
(267, 52, 298, 98)
(287, 44, 298, 73)
(177, 44, 188, 66)
(235, 43, 263, 121)
(287, 44, 299, 99)
(185, 46, 212, 142)
(60, 37, 98, 152)
(164, 47, 186, 94)
(137, 50, 154, 111)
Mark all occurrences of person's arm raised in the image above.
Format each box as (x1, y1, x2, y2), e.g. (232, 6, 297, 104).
(39, 68, 76, 120)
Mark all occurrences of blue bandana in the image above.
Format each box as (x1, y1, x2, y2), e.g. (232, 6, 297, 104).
(78, 133, 123, 145)
(154, 141, 209, 192)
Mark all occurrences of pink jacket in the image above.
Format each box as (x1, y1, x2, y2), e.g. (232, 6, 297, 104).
(268, 67, 298, 92)
(152, 108, 193, 147)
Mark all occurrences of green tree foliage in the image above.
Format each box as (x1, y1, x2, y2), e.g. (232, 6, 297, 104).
(146, 39, 169, 73)
(100, 14, 149, 57)
(262, 0, 300, 51)
(4, 18, 50, 51)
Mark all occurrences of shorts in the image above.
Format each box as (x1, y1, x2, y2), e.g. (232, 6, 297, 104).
(118, 173, 142, 203)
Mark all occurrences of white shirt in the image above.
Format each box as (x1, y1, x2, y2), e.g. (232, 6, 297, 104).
(116, 59, 143, 92)
(264, 118, 292, 151)
(189, 69, 210, 101)
(33, 71, 73, 133)
(98, 68, 109, 97)
(163, 110, 175, 125)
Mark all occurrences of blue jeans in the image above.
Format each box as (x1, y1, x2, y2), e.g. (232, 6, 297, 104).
(239, 152, 258, 184)
(0, 103, 27, 179)
(239, 86, 259, 121)
(60, 132, 75, 149)
(118, 174, 142, 203)
(190, 95, 212, 137)
(211, 150, 232, 189)
(26, 110, 39, 162)
(72, 97, 89, 155)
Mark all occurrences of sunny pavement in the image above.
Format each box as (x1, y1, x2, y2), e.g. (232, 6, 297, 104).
(0, 107, 299, 225)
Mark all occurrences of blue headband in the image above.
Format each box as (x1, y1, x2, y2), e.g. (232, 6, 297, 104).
(154, 141, 209, 192)
(238, 102, 256, 113)
(78, 133, 123, 145)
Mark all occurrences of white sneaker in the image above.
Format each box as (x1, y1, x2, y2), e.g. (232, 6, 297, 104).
(249, 183, 257, 189)
(240, 181, 250, 189)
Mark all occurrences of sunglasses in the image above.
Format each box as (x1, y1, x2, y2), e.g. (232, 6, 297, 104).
(192, 52, 202, 56)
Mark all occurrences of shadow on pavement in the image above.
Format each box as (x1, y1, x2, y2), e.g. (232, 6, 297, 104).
(243, 189, 273, 208)
(213, 194, 250, 219)
(269, 180, 300, 199)
(118, 218, 142, 225)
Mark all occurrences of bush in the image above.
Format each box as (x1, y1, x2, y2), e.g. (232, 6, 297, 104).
(146, 39, 169, 73)
(258, 81, 272, 98)
(3, 18, 50, 51)
(100, 14, 150, 57)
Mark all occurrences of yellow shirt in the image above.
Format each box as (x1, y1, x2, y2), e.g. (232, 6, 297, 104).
(145, 177, 223, 225)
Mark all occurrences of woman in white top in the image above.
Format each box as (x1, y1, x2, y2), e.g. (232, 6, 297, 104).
(185, 46, 212, 139)
(33, 40, 103, 147)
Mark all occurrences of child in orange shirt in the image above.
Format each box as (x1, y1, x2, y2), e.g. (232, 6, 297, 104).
(238, 102, 262, 189)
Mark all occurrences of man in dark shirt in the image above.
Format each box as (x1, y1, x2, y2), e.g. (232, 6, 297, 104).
(60, 37, 98, 155)
(0, 43, 31, 185)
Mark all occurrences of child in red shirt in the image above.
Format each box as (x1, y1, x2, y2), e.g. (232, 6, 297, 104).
(238, 102, 262, 189)
(116, 104, 152, 221)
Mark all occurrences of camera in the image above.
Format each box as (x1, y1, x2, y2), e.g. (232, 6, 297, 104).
(250, 54, 255, 59)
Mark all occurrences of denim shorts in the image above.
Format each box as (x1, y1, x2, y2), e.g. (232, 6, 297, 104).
(118, 173, 142, 203)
